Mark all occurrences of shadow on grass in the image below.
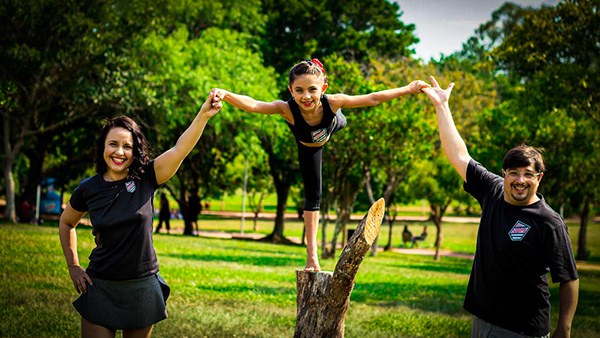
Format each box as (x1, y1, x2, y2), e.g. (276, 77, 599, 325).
(163, 251, 304, 267)
(220, 244, 304, 256)
(351, 281, 467, 315)
(192, 283, 295, 297)
(384, 258, 473, 276)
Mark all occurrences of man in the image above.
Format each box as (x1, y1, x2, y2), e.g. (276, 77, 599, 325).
(422, 77, 579, 337)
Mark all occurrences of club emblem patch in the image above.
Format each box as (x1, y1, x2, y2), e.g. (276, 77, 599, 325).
(508, 221, 531, 241)
(125, 181, 136, 193)
(311, 128, 328, 143)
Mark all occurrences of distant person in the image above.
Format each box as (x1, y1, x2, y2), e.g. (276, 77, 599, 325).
(187, 191, 201, 233)
(422, 77, 579, 337)
(410, 227, 427, 248)
(17, 199, 33, 223)
(58, 92, 221, 337)
(401, 225, 412, 247)
(155, 193, 171, 234)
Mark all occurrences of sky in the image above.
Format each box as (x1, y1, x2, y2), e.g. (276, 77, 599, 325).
(395, 0, 558, 61)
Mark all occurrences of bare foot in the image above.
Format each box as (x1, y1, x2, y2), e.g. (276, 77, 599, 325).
(304, 252, 321, 272)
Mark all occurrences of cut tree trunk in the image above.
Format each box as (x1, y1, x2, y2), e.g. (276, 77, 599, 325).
(294, 198, 385, 338)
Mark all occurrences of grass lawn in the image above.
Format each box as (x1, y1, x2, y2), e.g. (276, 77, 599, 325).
(1, 219, 599, 337)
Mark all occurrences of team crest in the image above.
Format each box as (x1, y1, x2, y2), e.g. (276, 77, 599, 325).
(508, 221, 531, 241)
(311, 128, 328, 143)
(125, 181, 136, 193)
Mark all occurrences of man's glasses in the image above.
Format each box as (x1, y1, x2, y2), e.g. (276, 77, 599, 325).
(502, 169, 541, 180)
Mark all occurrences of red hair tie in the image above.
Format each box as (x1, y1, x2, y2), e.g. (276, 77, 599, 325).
(311, 58, 324, 72)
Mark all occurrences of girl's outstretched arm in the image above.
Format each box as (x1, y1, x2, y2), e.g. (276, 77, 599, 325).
(328, 80, 429, 110)
(211, 88, 292, 123)
(154, 91, 222, 185)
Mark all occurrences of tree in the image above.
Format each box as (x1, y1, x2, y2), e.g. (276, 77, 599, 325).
(483, 0, 600, 259)
(225, 139, 273, 231)
(260, 0, 418, 76)
(357, 57, 438, 253)
(409, 155, 469, 260)
(0, 0, 172, 221)
(126, 25, 280, 235)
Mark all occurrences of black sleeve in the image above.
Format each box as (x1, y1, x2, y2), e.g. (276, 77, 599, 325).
(463, 159, 503, 202)
(545, 217, 579, 283)
(145, 160, 161, 190)
(69, 180, 88, 212)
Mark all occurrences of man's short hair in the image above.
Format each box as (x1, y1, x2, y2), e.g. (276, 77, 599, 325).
(503, 145, 546, 173)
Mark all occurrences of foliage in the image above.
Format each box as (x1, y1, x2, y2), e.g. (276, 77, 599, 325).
(260, 0, 418, 78)
(0, 0, 175, 219)
(470, 0, 600, 258)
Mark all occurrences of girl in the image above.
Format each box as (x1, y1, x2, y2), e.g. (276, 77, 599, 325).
(59, 92, 221, 337)
(212, 59, 428, 271)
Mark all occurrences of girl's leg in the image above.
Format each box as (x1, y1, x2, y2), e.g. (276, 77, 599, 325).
(81, 317, 116, 338)
(123, 325, 153, 338)
(297, 144, 323, 271)
(303, 209, 320, 271)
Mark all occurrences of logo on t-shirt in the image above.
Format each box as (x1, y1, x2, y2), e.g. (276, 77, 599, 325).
(125, 181, 136, 193)
(508, 221, 531, 241)
(311, 128, 328, 143)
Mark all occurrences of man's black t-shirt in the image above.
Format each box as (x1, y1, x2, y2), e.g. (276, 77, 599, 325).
(463, 160, 578, 336)
(69, 161, 160, 281)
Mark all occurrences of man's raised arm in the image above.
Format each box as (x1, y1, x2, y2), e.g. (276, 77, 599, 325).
(422, 76, 471, 182)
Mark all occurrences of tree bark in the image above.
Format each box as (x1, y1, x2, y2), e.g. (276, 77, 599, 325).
(294, 198, 385, 338)
(430, 203, 448, 261)
(2, 115, 18, 222)
(576, 195, 590, 260)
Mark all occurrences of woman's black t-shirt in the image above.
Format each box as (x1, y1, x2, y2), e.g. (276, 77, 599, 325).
(69, 161, 160, 281)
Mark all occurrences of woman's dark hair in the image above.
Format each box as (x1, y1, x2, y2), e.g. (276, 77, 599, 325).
(95, 116, 151, 180)
(503, 145, 546, 173)
(288, 60, 329, 86)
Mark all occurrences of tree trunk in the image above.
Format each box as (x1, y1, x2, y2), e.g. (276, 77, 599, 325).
(272, 180, 290, 239)
(2, 116, 17, 222)
(179, 181, 193, 236)
(2, 161, 16, 222)
(434, 222, 442, 261)
(430, 204, 447, 261)
(261, 181, 296, 245)
(384, 215, 394, 251)
(326, 213, 342, 259)
(576, 195, 590, 260)
(320, 200, 330, 258)
(294, 198, 385, 338)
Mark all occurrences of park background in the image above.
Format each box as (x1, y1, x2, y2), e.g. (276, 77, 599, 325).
(1, 0, 600, 337)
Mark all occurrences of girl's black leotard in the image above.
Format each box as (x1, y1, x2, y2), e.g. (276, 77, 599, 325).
(286, 94, 347, 211)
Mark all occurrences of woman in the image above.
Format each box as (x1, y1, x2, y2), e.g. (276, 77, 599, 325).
(59, 92, 221, 337)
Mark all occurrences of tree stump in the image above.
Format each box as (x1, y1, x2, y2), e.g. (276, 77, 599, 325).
(294, 198, 385, 338)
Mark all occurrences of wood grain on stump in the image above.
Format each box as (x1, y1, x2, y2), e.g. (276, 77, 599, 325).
(294, 198, 385, 338)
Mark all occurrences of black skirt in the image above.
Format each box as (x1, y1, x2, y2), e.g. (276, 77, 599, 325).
(73, 273, 170, 330)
